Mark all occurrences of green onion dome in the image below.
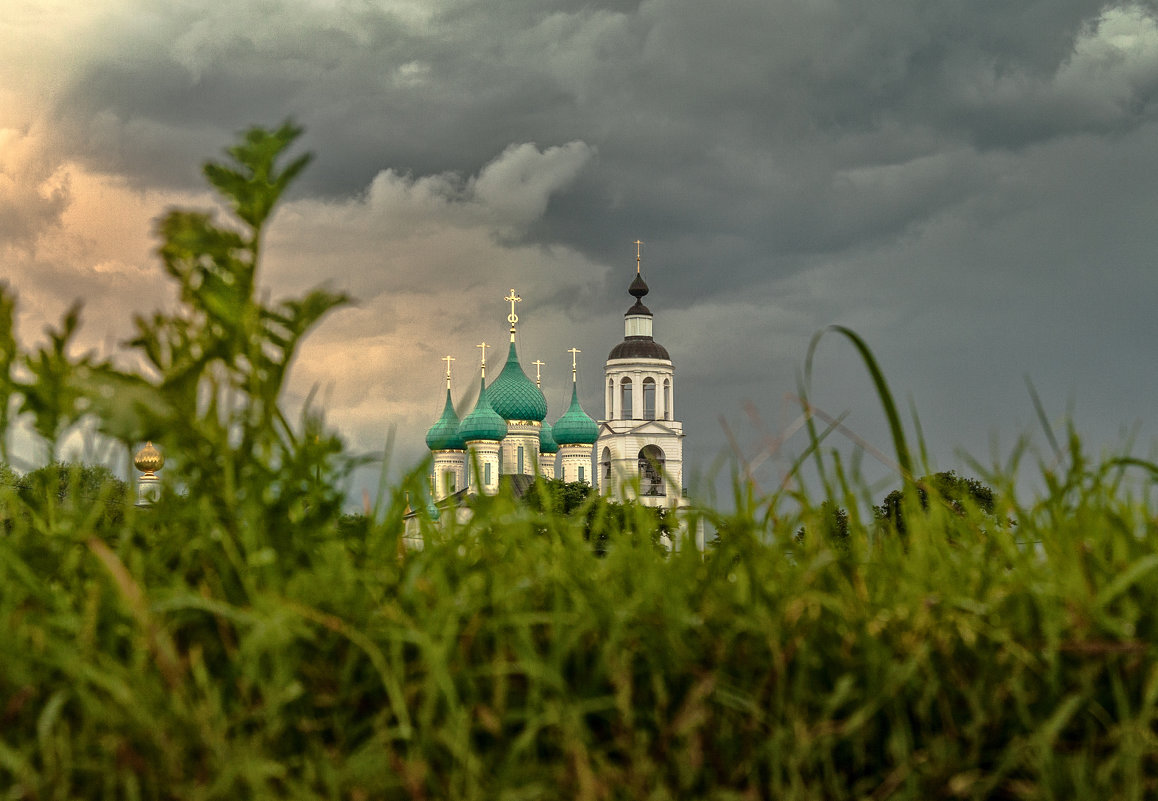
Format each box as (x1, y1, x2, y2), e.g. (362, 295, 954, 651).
(488, 341, 548, 422)
(425, 389, 465, 451)
(552, 383, 598, 446)
(458, 377, 508, 442)
(539, 420, 559, 454)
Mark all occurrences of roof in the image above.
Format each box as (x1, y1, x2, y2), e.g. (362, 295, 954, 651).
(489, 341, 548, 421)
(539, 420, 559, 454)
(608, 336, 671, 361)
(553, 383, 598, 445)
(458, 377, 508, 442)
(425, 388, 465, 451)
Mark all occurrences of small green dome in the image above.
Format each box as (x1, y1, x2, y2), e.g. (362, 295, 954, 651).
(458, 377, 508, 442)
(425, 389, 465, 451)
(539, 420, 559, 454)
(553, 383, 598, 445)
(489, 341, 547, 422)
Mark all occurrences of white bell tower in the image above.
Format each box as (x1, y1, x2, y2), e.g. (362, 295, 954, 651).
(596, 242, 685, 507)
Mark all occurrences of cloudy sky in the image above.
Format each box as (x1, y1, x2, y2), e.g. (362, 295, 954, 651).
(4, 0, 1158, 502)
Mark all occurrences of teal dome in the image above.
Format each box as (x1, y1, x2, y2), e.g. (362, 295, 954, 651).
(425, 389, 465, 451)
(539, 420, 559, 454)
(553, 383, 598, 445)
(458, 377, 508, 442)
(489, 341, 547, 422)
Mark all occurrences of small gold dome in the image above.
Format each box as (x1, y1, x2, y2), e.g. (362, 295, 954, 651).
(134, 441, 164, 474)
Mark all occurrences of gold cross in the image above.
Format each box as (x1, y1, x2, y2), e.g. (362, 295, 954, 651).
(442, 355, 455, 388)
(476, 342, 489, 377)
(568, 347, 581, 380)
(633, 240, 643, 274)
(531, 359, 545, 387)
(505, 288, 521, 334)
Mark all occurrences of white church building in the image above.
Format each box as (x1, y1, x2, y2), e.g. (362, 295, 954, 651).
(423, 252, 686, 509)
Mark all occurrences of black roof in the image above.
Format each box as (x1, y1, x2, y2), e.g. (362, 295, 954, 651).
(608, 336, 671, 361)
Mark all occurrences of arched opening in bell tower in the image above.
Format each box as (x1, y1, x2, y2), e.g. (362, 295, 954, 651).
(642, 377, 656, 420)
(620, 377, 633, 419)
(638, 445, 666, 497)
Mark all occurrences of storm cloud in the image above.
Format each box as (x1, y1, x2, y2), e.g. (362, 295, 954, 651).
(4, 0, 1158, 497)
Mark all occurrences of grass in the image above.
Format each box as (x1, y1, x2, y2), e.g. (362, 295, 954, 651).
(1, 123, 1156, 799)
(2, 447, 1157, 799)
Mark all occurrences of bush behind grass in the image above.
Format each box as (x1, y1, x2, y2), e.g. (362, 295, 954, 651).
(1, 124, 1156, 799)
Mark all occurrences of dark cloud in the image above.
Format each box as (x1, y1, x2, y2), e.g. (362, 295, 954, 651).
(8, 0, 1158, 494)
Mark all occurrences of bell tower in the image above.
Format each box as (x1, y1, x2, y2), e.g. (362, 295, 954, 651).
(596, 243, 685, 507)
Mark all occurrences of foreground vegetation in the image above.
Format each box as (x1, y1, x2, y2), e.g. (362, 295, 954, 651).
(1, 125, 1156, 799)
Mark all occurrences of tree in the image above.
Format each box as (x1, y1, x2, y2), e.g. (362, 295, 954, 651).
(796, 500, 851, 549)
(875, 471, 996, 536)
(0, 462, 128, 532)
(523, 478, 672, 553)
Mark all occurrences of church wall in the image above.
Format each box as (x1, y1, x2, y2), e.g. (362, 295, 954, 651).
(558, 444, 595, 485)
(501, 423, 541, 476)
(432, 450, 466, 500)
(466, 440, 501, 495)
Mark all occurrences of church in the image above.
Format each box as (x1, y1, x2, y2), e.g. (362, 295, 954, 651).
(423, 250, 686, 509)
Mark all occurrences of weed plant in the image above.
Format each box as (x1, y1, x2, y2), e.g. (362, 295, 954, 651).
(1, 125, 1156, 800)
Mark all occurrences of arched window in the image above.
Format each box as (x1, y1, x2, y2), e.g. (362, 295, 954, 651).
(517, 446, 524, 474)
(663, 379, 671, 421)
(484, 462, 492, 487)
(578, 465, 585, 484)
(642, 377, 656, 420)
(601, 447, 612, 480)
(638, 445, 666, 496)
(607, 378, 614, 419)
(620, 377, 633, 419)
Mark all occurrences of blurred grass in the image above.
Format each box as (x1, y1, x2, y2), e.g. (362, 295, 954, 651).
(2, 448, 1157, 800)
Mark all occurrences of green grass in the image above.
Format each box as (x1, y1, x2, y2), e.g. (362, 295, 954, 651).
(1, 123, 1156, 799)
(2, 449, 1157, 799)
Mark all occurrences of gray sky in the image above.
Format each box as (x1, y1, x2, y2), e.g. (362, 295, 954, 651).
(4, 0, 1158, 503)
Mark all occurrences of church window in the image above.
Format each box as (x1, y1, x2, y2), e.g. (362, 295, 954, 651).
(608, 379, 614, 418)
(620, 377, 633, 419)
(601, 447, 612, 480)
(518, 446, 524, 474)
(443, 470, 455, 494)
(579, 465, 585, 484)
(643, 377, 656, 420)
(663, 379, 671, 420)
(638, 445, 666, 497)
(485, 462, 492, 486)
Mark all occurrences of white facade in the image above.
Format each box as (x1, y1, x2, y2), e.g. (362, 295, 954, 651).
(501, 422, 542, 476)
(595, 279, 686, 508)
(558, 443, 594, 485)
(465, 440, 501, 495)
(431, 450, 466, 500)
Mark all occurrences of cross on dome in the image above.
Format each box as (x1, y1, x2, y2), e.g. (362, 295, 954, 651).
(532, 359, 545, 387)
(476, 342, 489, 377)
(442, 355, 455, 389)
(568, 347, 581, 382)
(505, 288, 522, 339)
(634, 240, 643, 274)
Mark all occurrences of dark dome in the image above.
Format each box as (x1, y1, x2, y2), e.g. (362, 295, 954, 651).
(629, 273, 649, 299)
(608, 336, 670, 361)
